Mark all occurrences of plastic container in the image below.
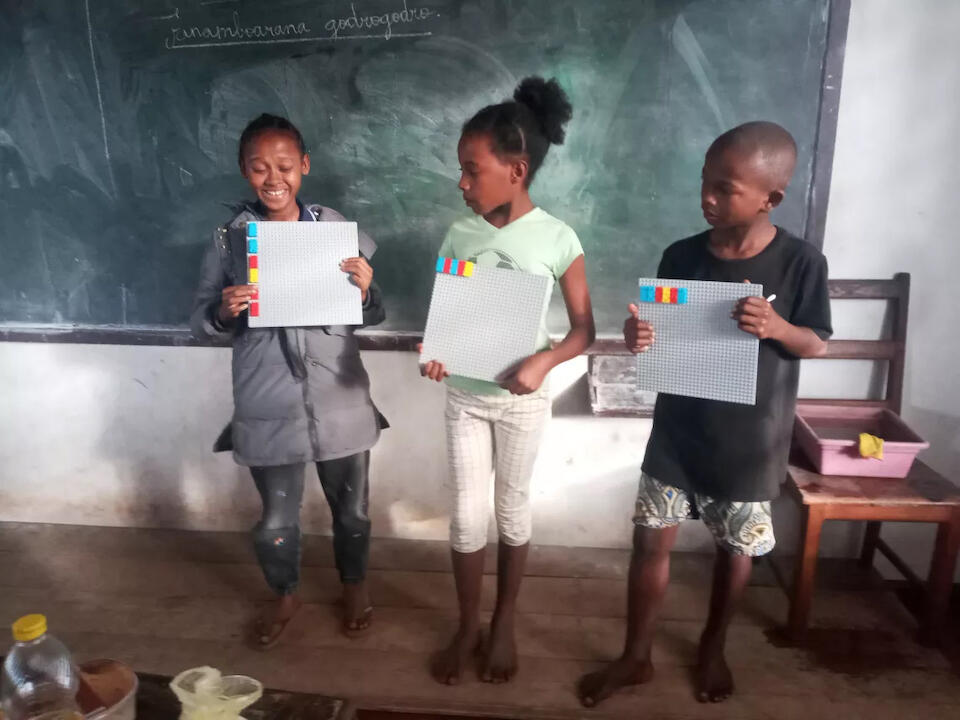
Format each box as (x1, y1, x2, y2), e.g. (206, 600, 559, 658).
(77, 660, 137, 720)
(794, 404, 929, 478)
(169, 667, 262, 720)
(0, 615, 82, 720)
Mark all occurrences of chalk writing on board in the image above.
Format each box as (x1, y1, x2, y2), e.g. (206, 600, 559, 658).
(164, 12, 312, 49)
(164, 2, 435, 50)
(325, 1, 435, 41)
(151, 8, 180, 21)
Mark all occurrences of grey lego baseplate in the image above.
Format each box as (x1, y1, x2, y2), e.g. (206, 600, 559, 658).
(422, 259, 551, 383)
(246, 221, 362, 328)
(635, 278, 762, 405)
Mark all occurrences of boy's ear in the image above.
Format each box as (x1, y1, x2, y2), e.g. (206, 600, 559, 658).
(765, 189, 785, 211)
(302, 153, 311, 175)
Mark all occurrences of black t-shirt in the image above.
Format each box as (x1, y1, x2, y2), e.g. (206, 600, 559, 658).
(641, 227, 832, 501)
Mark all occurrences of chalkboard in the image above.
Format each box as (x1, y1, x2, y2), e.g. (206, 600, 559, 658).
(0, 0, 847, 343)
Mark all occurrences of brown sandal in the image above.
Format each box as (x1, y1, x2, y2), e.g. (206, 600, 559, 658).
(342, 606, 374, 638)
(249, 603, 301, 650)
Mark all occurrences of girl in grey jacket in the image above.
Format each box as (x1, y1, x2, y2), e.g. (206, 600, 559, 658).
(191, 114, 387, 648)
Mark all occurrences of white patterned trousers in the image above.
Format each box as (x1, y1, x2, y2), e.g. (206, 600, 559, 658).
(444, 386, 551, 553)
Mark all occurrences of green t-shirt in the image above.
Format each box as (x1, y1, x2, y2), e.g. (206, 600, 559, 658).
(437, 207, 584, 395)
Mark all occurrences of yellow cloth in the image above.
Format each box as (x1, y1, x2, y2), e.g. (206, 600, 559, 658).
(859, 432, 884, 459)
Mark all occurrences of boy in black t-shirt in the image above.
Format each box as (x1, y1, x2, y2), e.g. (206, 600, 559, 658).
(578, 122, 832, 707)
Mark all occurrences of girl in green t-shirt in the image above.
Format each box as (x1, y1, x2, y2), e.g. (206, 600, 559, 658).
(420, 77, 596, 686)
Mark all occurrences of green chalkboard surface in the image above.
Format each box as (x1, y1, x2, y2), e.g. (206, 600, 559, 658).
(0, 0, 841, 340)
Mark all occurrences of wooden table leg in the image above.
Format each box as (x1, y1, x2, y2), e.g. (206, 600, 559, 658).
(920, 509, 960, 646)
(860, 521, 883, 567)
(789, 504, 827, 641)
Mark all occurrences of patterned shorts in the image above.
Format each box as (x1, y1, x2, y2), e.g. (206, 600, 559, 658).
(633, 472, 776, 557)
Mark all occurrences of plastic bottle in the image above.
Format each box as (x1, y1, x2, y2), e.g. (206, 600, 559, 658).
(0, 615, 82, 720)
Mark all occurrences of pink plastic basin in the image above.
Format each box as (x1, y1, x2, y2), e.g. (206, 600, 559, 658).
(794, 404, 929, 478)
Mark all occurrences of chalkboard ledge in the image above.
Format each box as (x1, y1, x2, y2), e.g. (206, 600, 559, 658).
(0, 327, 630, 354)
(0, 325, 424, 350)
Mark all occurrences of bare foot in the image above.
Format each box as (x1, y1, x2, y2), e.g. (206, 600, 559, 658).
(431, 627, 481, 685)
(342, 581, 373, 636)
(251, 594, 302, 650)
(695, 634, 734, 703)
(482, 617, 517, 683)
(577, 655, 654, 708)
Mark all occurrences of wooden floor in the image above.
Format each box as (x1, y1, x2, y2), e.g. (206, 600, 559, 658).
(0, 522, 958, 720)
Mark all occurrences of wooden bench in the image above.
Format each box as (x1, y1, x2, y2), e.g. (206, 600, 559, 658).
(787, 273, 960, 644)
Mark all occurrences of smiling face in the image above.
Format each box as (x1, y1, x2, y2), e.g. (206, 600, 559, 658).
(699, 147, 784, 229)
(456, 132, 526, 217)
(240, 130, 310, 221)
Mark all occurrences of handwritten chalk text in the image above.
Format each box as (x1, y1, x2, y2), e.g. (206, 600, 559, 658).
(165, 12, 311, 49)
(325, 1, 434, 41)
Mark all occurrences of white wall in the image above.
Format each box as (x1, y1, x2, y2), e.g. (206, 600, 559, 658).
(0, 344, 651, 548)
(1, 0, 958, 575)
(0, 344, 656, 549)
(824, 0, 960, 477)
(812, 0, 960, 577)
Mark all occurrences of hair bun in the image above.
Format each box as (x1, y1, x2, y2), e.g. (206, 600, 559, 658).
(513, 77, 573, 145)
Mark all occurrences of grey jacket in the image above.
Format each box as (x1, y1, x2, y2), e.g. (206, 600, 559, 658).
(191, 201, 388, 467)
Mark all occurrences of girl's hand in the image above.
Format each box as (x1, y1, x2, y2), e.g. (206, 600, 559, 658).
(624, 303, 655, 353)
(218, 285, 256, 323)
(417, 343, 449, 382)
(500, 352, 551, 395)
(341, 257, 373, 301)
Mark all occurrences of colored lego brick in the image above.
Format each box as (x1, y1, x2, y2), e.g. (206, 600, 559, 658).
(250, 286, 259, 300)
(248, 268, 259, 283)
(678, 288, 688, 304)
(655, 286, 665, 303)
(246, 222, 258, 238)
(436, 257, 475, 277)
(640, 285, 656, 303)
(249, 301, 259, 317)
(248, 255, 258, 269)
(669, 287, 678, 304)
(247, 238, 258, 254)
